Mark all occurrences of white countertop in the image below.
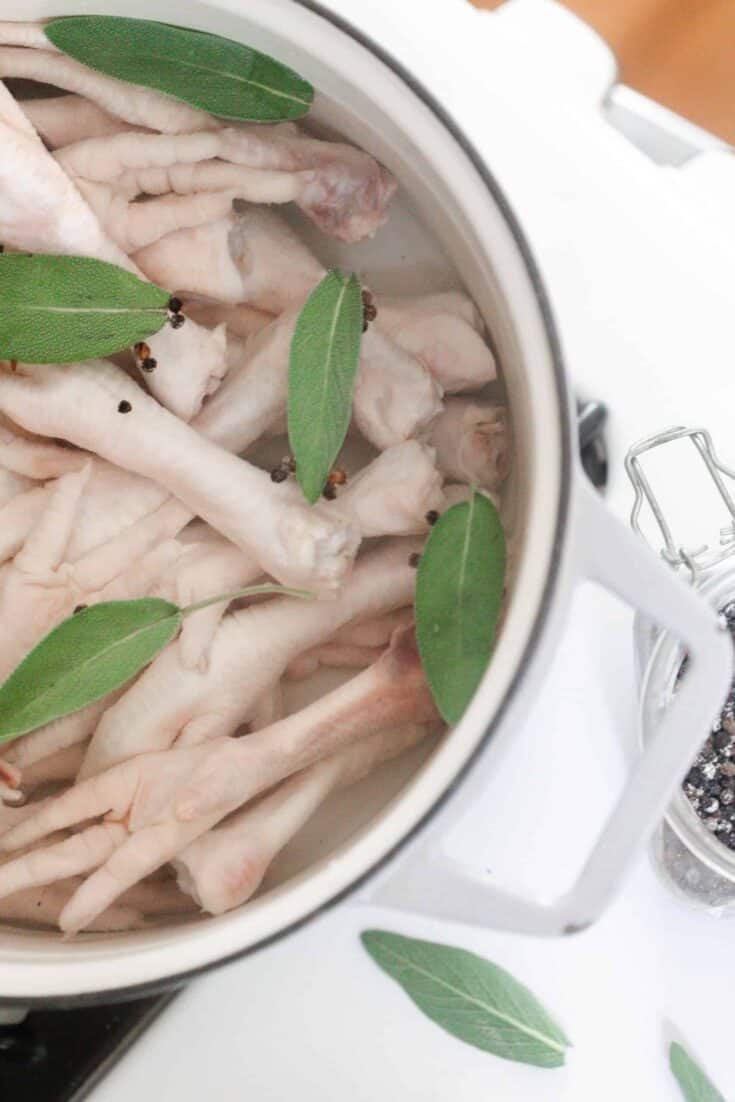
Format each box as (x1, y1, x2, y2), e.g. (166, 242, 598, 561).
(94, 2, 735, 1098)
(91, 590, 734, 1102)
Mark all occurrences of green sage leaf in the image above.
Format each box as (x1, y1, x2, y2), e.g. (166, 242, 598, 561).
(0, 254, 169, 363)
(0, 583, 313, 744)
(670, 1042, 726, 1102)
(288, 269, 363, 504)
(361, 930, 569, 1068)
(45, 16, 314, 123)
(415, 491, 505, 724)
(181, 582, 314, 616)
(0, 598, 181, 743)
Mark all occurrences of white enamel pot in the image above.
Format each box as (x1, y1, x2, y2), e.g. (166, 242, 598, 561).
(2, 0, 732, 1007)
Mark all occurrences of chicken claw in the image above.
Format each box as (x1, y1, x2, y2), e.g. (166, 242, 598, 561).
(0, 622, 438, 933)
(175, 723, 430, 915)
(0, 741, 228, 933)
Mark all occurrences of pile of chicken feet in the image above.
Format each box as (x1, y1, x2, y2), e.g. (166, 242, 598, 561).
(0, 23, 511, 934)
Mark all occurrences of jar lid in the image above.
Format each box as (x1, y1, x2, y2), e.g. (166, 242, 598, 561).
(626, 425, 735, 584)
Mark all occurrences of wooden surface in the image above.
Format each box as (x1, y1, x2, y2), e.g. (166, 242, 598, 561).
(472, 0, 735, 143)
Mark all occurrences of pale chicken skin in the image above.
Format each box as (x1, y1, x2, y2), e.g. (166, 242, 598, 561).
(0, 28, 510, 935)
(0, 80, 227, 421)
(57, 123, 397, 244)
(0, 359, 361, 593)
(0, 626, 439, 931)
(78, 540, 421, 779)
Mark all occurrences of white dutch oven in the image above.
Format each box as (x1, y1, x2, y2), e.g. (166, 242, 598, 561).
(2, 0, 733, 1007)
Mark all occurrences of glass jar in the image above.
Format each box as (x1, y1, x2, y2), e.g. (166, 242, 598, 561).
(638, 567, 735, 913)
(628, 427, 735, 913)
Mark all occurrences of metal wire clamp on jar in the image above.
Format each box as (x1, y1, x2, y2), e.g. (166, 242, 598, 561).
(627, 426, 735, 912)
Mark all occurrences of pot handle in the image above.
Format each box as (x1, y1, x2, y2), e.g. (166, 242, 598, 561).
(364, 475, 733, 935)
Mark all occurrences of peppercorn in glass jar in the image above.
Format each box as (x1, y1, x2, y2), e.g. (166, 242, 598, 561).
(629, 428, 735, 914)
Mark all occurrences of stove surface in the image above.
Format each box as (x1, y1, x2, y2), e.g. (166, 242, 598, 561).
(0, 994, 177, 1102)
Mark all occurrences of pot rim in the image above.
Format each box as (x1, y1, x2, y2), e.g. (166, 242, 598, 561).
(0, 0, 574, 1006)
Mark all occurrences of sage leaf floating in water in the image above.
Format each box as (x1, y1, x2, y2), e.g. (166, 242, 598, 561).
(45, 16, 314, 123)
(415, 491, 506, 724)
(0, 255, 170, 363)
(288, 269, 363, 504)
(0, 598, 180, 743)
(670, 1042, 726, 1102)
(0, 584, 312, 744)
(361, 930, 570, 1068)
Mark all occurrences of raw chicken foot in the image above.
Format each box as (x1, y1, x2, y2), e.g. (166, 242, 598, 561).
(0, 45, 215, 133)
(426, 399, 511, 489)
(58, 123, 397, 243)
(0, 463, 185, 680)
(175, 722, 430, 914)
(0, 624, 438, 932)
(0, 360, 360, 592)
(196, 308, 442, 454)
(153, 439, 440, 672)
(78, 539, 421, 779)
(21, 94, 149, 148)
(0, 80, 227, 420)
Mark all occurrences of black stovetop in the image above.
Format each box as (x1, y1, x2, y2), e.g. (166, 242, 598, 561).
(0, 993, 178, 1102)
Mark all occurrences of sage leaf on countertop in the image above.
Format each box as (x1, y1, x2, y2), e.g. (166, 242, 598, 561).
(670, 1042, 727, 1102)
(0, 584, 312, 744)
(415, 491, 506, 724)
(0, 255, 170, 363)
(288, 269, 363, 504)
(45, 16, 314, 123)
(361, 930, 570, 1068)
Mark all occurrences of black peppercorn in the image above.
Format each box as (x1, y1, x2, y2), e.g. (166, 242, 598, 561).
(169, 296, 183, 314)
(408, 552, 421, 568)
(686, 767, 705, 789)
(714, 730, 731, 751)
(270, 468, 288, 483)
(681, 599, 735, 850)
(322, 483, 337, 501)
(425, 510, 440, 526)
(170, 313, 186, 329)
(141, 357, 157, 373)
(361, 288, 378, 331)
(118, 400, 132, 414)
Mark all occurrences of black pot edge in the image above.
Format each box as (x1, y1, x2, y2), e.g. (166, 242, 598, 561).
(0, 0, 573, 1009)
